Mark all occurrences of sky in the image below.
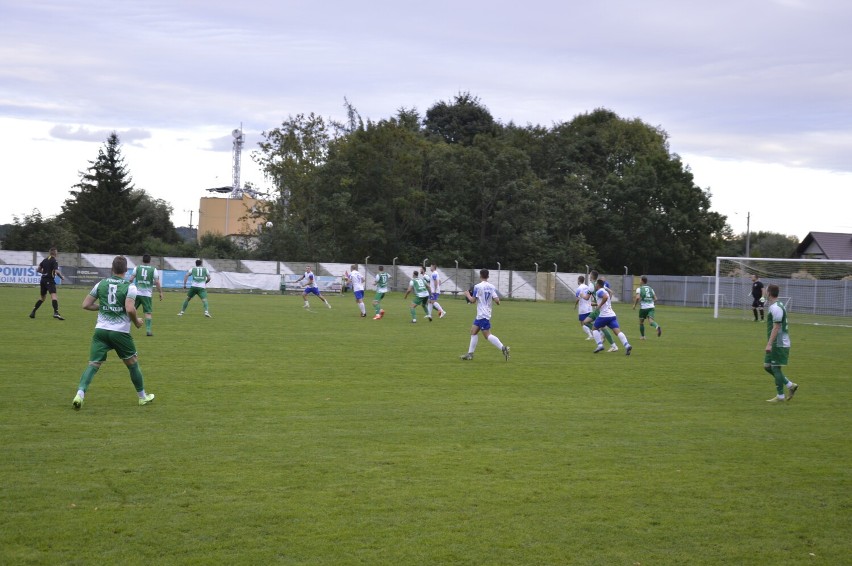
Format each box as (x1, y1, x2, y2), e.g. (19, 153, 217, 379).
(1, 0, 850, 241)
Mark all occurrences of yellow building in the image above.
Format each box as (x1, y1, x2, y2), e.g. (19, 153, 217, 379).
(197, 195, 265, 240)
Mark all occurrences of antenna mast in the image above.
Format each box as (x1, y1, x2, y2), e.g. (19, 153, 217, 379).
(231, 124, 244, 198)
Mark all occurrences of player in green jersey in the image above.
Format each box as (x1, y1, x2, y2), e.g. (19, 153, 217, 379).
(632, 275, 662, 339)
(764, 283, 798, 402)
(403, 270, 430, 323)
(128, 254, 164, 336)
(179, 259, 212, 317)
(72, 255, 154, 409)
(372, 265, 390, 319)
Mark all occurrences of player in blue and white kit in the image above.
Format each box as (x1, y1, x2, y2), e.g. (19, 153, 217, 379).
(573, 275, 594, 340)
(347, 264, 367, 318)
(460, 269, 510, 361)
(591, 279, 632, 355)
(583, 269, 618, 351)
(296, 265, 331, 309)
(428, 263, 447, 319)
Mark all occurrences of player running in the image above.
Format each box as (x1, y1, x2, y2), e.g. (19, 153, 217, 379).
(128, 254, 164, 336)
(632, 275, 662, 339)
(403, 270, 431, 323)
(428, 263, 447, 319)
(591, 278, 632, 355)
(372, 265, 390, 319)
(295, 265, 331, 309)
(460, 268, 510, 361)
(347, 264, 367, 317)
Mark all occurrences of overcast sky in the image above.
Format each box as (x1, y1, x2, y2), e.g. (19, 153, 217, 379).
(2, 0, 850, 241)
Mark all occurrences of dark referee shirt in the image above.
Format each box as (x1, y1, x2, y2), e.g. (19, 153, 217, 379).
(39, 256, 60, 279)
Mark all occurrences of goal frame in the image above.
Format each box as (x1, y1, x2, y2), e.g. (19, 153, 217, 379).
(713, 256, 852, 321)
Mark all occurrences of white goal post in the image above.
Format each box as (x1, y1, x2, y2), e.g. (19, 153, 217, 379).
(713, 257, 852, 325)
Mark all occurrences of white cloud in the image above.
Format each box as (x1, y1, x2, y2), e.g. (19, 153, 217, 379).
(1, 0, 851, 240)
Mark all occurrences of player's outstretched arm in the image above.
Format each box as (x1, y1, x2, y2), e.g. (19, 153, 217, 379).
(82, 295, 99, 311)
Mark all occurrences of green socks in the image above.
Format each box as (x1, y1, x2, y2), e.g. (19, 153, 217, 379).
(128, 362, 145, 392)
(77, 365, 100, 392)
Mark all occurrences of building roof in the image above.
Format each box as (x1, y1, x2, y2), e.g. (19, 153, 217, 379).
(794, 232, 852, 260)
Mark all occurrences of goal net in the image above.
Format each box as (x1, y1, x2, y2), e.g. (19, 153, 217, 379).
(713, 257, 852, 326)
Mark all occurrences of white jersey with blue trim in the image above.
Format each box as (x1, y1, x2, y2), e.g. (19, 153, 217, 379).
(349, 270, 364, 292)
(303, 271, 316, 288)
(595, 288, 616, 317)
(473, 281, 499, 320)
(576, 283, 592, 315)
(430, 271, 441, 294)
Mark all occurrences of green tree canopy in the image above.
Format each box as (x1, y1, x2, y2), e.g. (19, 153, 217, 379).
(251, 99, 730, 274)
(3, 210, 78, 252)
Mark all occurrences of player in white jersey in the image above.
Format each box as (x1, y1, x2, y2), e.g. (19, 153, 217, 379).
(295, 265, 331, 309)
(428, 264, 447, 319)
(71, 255, 155, 410)
(583, 269, 618, 351)
(573, 275, 594, 340)
(460, 269, 510, 361)
(347, 264, 367, 317)
(591, 278, 632, 355)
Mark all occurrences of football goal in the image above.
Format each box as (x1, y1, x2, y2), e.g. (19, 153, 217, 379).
(713, 257, 852, 326)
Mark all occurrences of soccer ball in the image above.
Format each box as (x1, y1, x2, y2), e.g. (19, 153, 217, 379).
(265, 221, 273, 228)
(759, 297, 765, 304)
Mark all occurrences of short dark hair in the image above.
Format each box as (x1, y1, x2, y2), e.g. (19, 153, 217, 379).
(112, 255, 128, 275)
(378, 265, 384, 271)
(596, 279, 605, 288)
(196, 259, 203, 266)
(767, 283, 780, 298)
(590, 270, 599, 280)
(641, 275, 648, 283)
(480, 268, 489, 279)
(142, 254, 151, 263)
(413, 270, 419, 277)
(578, 275, 585, 284)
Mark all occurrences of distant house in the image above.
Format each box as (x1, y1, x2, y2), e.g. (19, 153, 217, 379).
(794, 232, 852, 260)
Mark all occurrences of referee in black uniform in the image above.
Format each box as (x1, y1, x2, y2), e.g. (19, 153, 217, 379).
(30, 247, 66, 320)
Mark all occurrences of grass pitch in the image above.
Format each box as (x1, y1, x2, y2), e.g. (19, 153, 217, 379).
(1, 287, 849, 565)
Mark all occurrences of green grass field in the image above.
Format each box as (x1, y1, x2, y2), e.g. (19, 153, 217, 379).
(1, 286, 849, 565)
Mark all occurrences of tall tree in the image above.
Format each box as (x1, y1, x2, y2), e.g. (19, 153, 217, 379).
(61, 132, 142, 253)
(134, 190, 182, 242)
(254, 113, 335, 259)
(315, 116, 432, 262)
(424, 92, 496, 146)
(556, 109, 726, 274)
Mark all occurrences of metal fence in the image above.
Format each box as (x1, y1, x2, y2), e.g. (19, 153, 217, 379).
(2, 251, 849, 317)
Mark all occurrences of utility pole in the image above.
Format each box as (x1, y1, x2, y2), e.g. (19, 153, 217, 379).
(745, 212, 751, 258)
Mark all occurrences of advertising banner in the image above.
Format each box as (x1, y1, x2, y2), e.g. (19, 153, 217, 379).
(0, 265, 42, 285)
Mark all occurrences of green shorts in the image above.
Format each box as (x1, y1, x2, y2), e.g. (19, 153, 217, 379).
(135, 296, 153, 314)
(412, 296, 428, 307)
(373, 292, 386, 302)
(186, 287, 208, 300)
(89, 328, 138, 362)
(584, 310, 600, 322)
(639, 307, 655, 320)
(764, 346, 790, 367)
